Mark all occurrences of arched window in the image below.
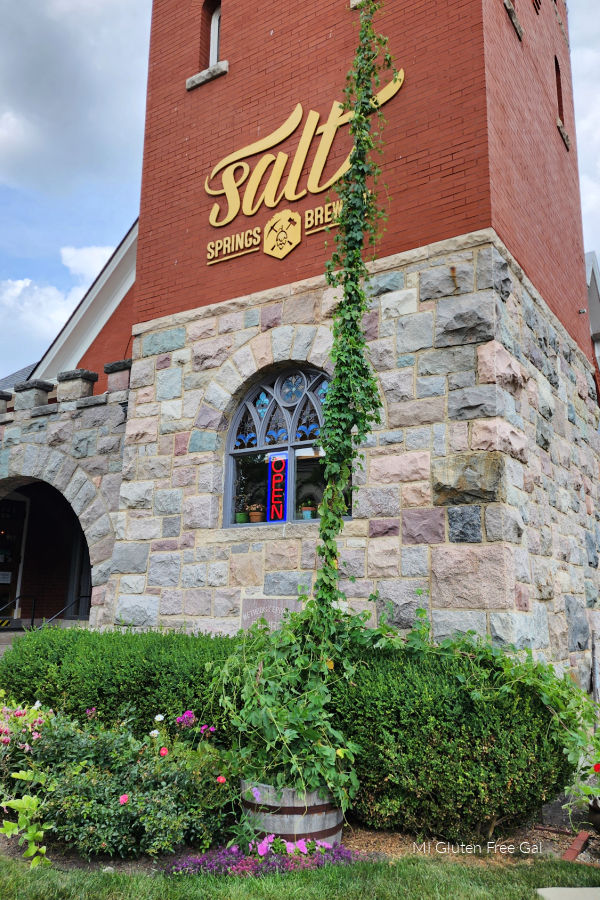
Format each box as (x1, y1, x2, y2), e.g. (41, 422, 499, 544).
(210, 4, 221, 67)
(226, 368, 331, 525)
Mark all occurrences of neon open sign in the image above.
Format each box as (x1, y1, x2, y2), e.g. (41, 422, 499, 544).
(267, 453, 288, 522)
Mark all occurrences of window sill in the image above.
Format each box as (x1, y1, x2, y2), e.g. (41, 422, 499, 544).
(186, 60, 229, 92)
(503, 0, 523, 41)
(557, 119, 571, 150)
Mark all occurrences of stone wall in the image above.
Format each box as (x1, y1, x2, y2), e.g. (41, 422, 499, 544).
(0, 366, 130, 604)
(2, 228, 599, 686)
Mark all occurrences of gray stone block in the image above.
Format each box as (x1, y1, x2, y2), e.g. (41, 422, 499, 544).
(434, 292, 496, 347)
(396, 312, 433, 354)
(156, 368, 182, 401)
(448, 506, 482, 543)
(490, 604, 549, 650)
(264, 571, 312, 597)
(182, 564, 207, 588)
(565, 595, 590, 651)
(448, 384, 504, 420)
(485, 505, 525, 543)
(420, 263, 474, 299)
(353, 487, 401, 518)
(148, 553, 181, 587)
(432, 610, 486, 641)
(417, 376, 446, 398)
(115, 595, 159, 627)
(142, 327, 186, 357)
(405, 427, 431, 450)
(120, 481, 153, 509)
(417, 346, 475, 375)
(585, 532, 599, 569)
(376, 578, 428, 628)
(366, 271, 404, 296)
(401, 547, 429, 577)
(154, 489, 183, 516)
(476, 247, 512, 299)
(111, 542, 150, 574)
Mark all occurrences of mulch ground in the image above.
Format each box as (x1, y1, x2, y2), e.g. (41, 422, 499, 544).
(2, 801, 600, 874)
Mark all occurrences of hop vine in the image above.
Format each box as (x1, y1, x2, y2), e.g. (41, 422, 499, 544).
(314, 0, 398, 627)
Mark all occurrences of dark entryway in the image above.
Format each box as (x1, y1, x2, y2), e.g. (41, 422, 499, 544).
(0, 482, 91, 626)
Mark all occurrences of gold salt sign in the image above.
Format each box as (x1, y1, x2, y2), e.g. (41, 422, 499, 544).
(205, 71, 404, 265)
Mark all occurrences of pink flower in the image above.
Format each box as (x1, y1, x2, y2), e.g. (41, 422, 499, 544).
(256, 840, 269, 857)
(216, 775, 226, 784)
(31, 732, 41, 740)
(209, 726, 216, 733)
(1, 737, 10, 745)
(119, 794, 129, 805)
(159, 747, 168, 757)
(200, 725, 208, 733)
(295, 839, 308, 854)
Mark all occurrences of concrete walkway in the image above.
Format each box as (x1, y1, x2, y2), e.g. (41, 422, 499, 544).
(537, 889, 600, 898)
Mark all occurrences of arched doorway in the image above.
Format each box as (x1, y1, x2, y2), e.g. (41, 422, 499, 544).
(0, 481, 91, 628)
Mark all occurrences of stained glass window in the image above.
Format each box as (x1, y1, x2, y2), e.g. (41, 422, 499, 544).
(227, 368, 339, 525)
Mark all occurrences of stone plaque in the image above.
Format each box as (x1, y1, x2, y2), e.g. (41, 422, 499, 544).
(242, 597, 302, 630)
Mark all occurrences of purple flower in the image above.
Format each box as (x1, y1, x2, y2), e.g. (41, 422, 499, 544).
(251, 787, 261, 802)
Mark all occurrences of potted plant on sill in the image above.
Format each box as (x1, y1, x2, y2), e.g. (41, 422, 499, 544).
(300, 496, 317, 520)
(234, 471, 249, 523)
(246, 502, 266, 523)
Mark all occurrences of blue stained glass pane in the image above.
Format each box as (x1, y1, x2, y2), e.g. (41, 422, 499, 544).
(255, 391, 270, 419)
(265, 406, 288, 445)
(281, 374, 304, 404)
(235, 410, 258, 448)
(316, 380, 329, 403)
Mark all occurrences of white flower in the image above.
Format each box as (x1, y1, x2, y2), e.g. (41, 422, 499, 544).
(149, 729, 159, 738)
(154, 714, 165, 722)
(32, 701, 41, 709)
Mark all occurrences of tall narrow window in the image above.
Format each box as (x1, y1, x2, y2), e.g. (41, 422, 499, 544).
(210, 5, 221, 67)
(555, 56, 564, 124)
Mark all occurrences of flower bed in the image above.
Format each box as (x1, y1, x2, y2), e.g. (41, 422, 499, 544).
(166, 835, 355, 877)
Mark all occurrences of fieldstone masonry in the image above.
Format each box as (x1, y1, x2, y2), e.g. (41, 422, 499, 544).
(1, 229, 599, 686)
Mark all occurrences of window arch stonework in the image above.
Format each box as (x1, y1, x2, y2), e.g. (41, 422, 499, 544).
(225, 367, 330, 525)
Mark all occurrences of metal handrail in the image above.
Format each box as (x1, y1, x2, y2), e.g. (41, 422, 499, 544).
(0, 598, 17, 617)
(35, 595, 91, 629)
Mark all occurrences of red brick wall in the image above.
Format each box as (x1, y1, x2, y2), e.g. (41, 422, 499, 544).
(77, 284, 136, 393)
(483, 0, 591, 358)
(18, 484, 78, 620)
(135, 0, 490, 322)
(132, 0, 590, 358)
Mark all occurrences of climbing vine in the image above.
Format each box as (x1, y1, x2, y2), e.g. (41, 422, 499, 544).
(314, 0, 396, 627)
(216, 0, 398, 811)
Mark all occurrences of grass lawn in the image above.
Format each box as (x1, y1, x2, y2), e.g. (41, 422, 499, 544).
(2, 855, 600, 900)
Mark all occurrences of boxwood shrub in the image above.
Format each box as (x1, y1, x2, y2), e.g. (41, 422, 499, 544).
(0, 627, 237, 741)
(330, 645, 576, 841)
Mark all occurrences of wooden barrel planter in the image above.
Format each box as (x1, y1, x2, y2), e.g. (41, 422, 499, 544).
(240, 780, 343, 845)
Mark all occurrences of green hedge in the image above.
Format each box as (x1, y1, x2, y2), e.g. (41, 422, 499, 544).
(330, 647, 575, 841)
(0, 626, 576, 842)
(0, 627, 237, 741)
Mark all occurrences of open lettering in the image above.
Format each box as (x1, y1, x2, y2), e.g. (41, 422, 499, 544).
(268, 455, 288, 522)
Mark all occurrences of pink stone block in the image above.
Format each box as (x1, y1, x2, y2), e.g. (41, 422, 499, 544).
(402, 508, 445, 544)
(515, 583, 530, 611)
(431, 544, 515, 609)
(370, 451, 430, 484)
(107, 369, 131, 392)
(477, 340, 527, 393)
(450, 423, 469, 452)
(368, 519, 400, 537)
(156, 354, 171, 370)
(261, 303, 282, 331)
(174, 432, 190, 456)
(402, 481, 432, 507)
(470, 418, 528, 462)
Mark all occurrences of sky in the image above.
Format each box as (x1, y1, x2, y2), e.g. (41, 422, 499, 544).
(0, 0, 599, 377)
